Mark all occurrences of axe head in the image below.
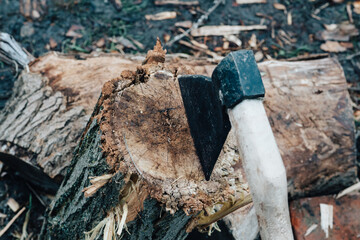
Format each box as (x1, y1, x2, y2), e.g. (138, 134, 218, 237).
(178, 50, 265, 180)
(178, 75, 231, 180)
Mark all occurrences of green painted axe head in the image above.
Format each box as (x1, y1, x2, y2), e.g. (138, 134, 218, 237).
(178, 50, 265, 180)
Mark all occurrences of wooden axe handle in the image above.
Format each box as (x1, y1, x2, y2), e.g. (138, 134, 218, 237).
(228, 99, 294, 240)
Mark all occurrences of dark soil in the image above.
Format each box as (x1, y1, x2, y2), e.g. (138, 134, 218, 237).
(0, 0, 359, 239)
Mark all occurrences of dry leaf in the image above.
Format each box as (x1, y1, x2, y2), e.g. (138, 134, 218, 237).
(49, 38, 57, 49)
(273, 3, 286, 11)
(65, 25, 84, 38)
(321, 23, 359, 41)
(320, 41, 347, 52)
(7, 198, 20, 212)
(96, 38, 105, 48)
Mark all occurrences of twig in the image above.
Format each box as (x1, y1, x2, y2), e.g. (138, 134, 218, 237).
(123, 134, 144, 178)
(165, 0, 225, 47)
(0, 207, 26, 237)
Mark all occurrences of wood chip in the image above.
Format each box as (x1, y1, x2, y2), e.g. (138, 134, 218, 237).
(190, 25, 267, 37)
(0, 207, 26, 237)
(254, 51, 264, 61)
(287, 11, 292, 25)
(224, 35, 242, 47)
(321, 23, 359, 41)
(304, 224, 318, 237)
(320, 41, 347, 52)
(65, 25, 84, 38)
(354, 1, 360, 14)
(347, 3, 354, 23)
(248, 33, 257, 48)
(154, 0, 199, 5)
(175, 21, 193, 29)
(236, 0, 266, 4)
(320, 203, 333, 238)
(336, 182, 360, 199)
(7, 198, 20, 212)
(49, 38, 57, 49)
(145, 11, 177, 21)
(273, 3, 286, 11)
(96, 38, 105, 48)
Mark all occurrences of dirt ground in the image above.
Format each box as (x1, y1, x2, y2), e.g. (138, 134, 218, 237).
(0, 0, 359, 239)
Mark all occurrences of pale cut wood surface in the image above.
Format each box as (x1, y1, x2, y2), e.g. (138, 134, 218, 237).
(0, 52, 356, 198)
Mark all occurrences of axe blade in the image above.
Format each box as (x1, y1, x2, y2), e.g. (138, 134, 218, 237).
(178, 75, 231, 180)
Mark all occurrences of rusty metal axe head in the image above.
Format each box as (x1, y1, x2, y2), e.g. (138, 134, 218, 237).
(178, 50, 265, 180)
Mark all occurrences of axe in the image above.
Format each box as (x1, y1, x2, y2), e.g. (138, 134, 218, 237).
(178, 50, 294, 239)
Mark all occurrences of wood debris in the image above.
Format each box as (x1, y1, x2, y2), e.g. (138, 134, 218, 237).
(83, 174, 114, 197)
(320, 203, 333, 238)
(320, 41, 347, 52)
(354, 1, 360, 14)
(224, 35, 242, 47)
(48, 38, 57, 49)
(0, 207, 26, 237)
(273, 3, 286, 11)
(320, 23, 359, 41)
(154, 0, 199, 5)
(165, 0, 224, 46)
(145, 11, 177, 21)
(19, 0, 47, 20)
(65, 25, 84, 39)
(336, 182, 360, 199)
(0, 32, 34, 70)
(190, 25, 267, 37)
(175, 21, 193, 28)
(7, 198, 20, 212)
(304, 224, 318, 237)
(236, 0, 266, 4)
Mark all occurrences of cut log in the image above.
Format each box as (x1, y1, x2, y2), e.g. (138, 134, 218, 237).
(40, 41, 252, 239)
(0, 51, 356, 196)
(0, 47, 356, 238)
